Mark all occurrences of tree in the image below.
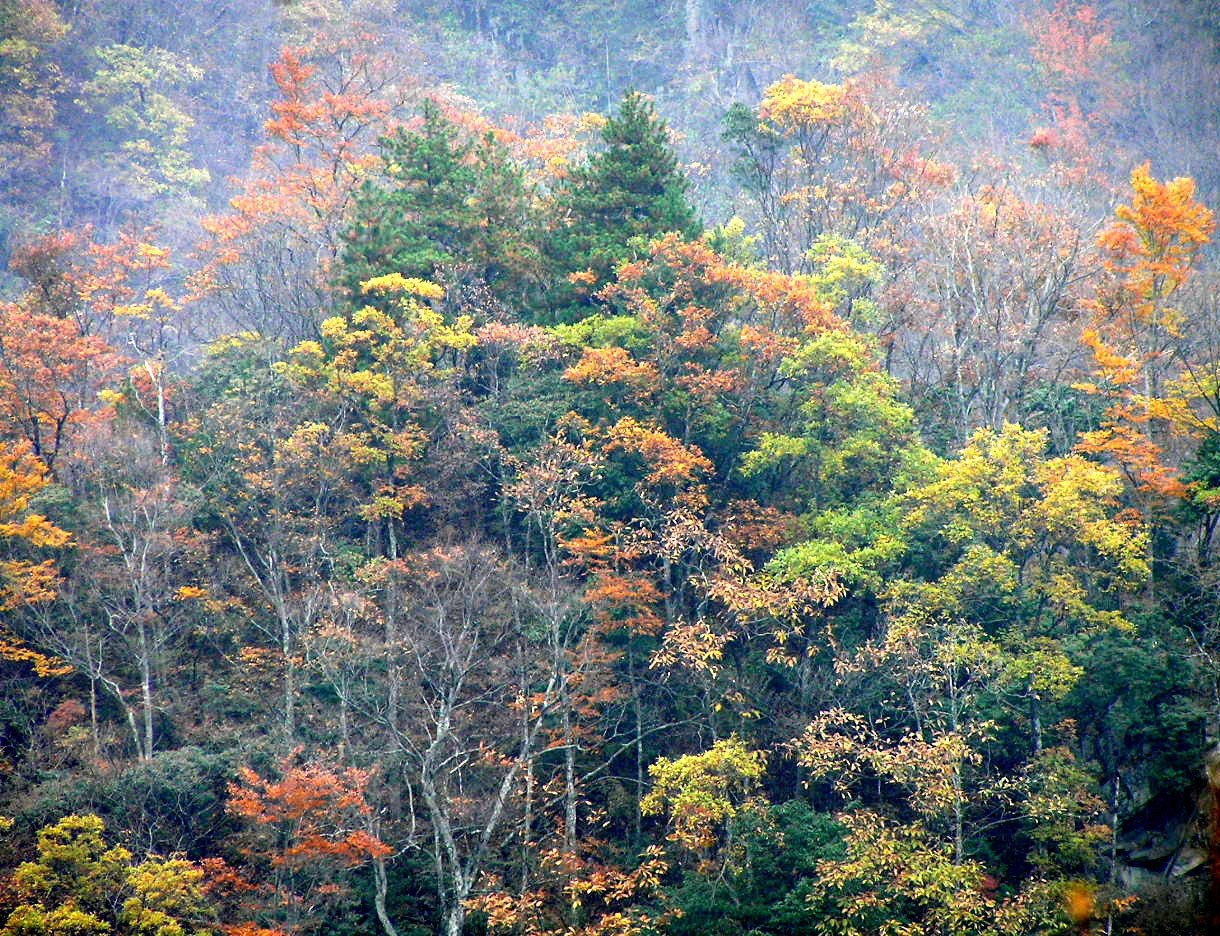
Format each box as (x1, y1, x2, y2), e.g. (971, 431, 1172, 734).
(77, 44, 210, 220)
(2, 814, 217, 936)
(894, 183, 1092, 447)
(184, 334, 345, 748)
(805, 809, 1057, 936)
(191, 30, 414, 339)
(546, 92, 700, 320)
(0, 0, 67, 216)
(0, 441, 70, 678)
(224, 758, 391, 936)
(309, 542, 567, 936)
(1077, 163, 1216, 504)
(641, 736, 768, 875)
(0, 300, 118, 471)
(794, 423, 1148, 935)
(71, 425, 205, 762)
(469, 840, 668, 936)
(1025, 0, 1125, 179)
(342, 102, 540, 305)
(724, 72, 952, 277)
(275, 272, 477, 527)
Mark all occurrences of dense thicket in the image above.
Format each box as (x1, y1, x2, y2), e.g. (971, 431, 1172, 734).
(0, 2, 1219, 935)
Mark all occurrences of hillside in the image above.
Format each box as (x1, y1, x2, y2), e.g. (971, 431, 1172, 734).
(0, 2, 1218, 934)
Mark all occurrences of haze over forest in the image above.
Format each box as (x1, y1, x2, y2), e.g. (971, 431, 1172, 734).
(1, 1, 1219, 934)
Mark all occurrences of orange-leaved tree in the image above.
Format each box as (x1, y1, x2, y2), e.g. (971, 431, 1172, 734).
(0, 299, 118, 471)
(1076, 163, 1216, 505)
(224, 757, 391, 936)
(191, 28, 416, 339)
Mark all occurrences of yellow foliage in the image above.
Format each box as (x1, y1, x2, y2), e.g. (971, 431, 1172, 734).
(760, 75, 848, 130)
(642, 737, 768, 858)
(359, 272, 445, 300)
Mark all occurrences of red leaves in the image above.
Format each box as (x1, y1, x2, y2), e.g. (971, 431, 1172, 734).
(1025, 0, 1124, 177)
(192, 31, 414, 326)
(1029, 1, 1112, 85)
(228, 756, 390, 869)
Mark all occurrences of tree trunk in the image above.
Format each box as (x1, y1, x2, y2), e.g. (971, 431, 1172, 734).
(373, 855, 400, 936)
(684, 0, 705, 67)
(282, 607, 296, 746)
(89, 675, 100, 759)
(521, 645, 534, 889)
(563, 698, 577, 853)
(103, 674, 143, 763)
(1206, 746, 1220, 934)
(631, 645, 644, 842)
(444, 902, 465, 936)
(1031, 689, 1043, 755)
(137, 618, 154, 760)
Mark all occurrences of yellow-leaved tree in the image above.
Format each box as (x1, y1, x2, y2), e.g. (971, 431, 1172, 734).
(0, 441, 70, 677)
(798, 424, 1148, 936)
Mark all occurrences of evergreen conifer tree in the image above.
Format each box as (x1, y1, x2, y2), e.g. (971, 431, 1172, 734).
(341, 100, 538, 304)
(546, 92, 700, 320)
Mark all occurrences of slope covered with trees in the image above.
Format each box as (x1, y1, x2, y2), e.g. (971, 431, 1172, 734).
(0, 2, 1219, 934)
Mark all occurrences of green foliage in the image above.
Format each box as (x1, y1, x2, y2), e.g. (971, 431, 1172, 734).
(342, 101, 539, 304)
(0, 8, 1216, 936)
(16, 748, 237, 859)
(665, 802, 844, 936)
(740, 329, 921, 513)
(0, 0, 66, 211)
(642, 736, 767, 860)
(546, 92, 700, 319)
(79, 45, 210, 203)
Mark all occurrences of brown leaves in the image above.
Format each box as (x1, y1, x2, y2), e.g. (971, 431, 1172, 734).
(470, 843, 669, 936)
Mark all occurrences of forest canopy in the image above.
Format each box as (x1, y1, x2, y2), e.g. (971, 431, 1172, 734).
(0, 1, 1218, 934)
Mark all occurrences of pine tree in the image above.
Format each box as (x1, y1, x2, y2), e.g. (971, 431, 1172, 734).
(342, 101, 476, 297)
(341, 100, 538, 303)
(546, 92, 700, 320)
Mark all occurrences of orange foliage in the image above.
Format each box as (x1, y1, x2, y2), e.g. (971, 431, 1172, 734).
(228, 757, 391, 869)
(582, 571, 666, 637)
(1078, 164, 1215, 501)
(0, 301, 118, 469)
(564, 347, 660, 394)
(600, 418, 713, 495)
(191, 29, 415, 322)
(716, 500, 799, 553)
(607, 233, 843, 340)
(1076, 423, 1188, 499)
(1101, 163, 1215, 304)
